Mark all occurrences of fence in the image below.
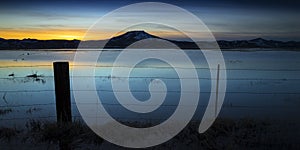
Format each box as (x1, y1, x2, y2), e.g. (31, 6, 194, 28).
(0, 61, 299, 123)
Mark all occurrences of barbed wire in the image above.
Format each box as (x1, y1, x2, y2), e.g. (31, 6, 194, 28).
(1, 76, 300, 81)
(0, 89, 299, 94)
(1, 64, 300, 71)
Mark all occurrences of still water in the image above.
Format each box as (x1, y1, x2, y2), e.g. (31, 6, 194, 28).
(0, 49, 300, 127)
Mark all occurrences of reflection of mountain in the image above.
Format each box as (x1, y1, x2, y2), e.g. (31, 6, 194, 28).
(0, 31, 300, 50)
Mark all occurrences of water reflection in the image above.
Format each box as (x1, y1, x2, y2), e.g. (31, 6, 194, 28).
(0, 50, 299, 126)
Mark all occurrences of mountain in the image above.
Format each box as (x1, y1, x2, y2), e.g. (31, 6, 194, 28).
(0, 38, 80, 50)
(103, 30, 199, 49)
(0, 31, 300, 50)
(104, 31, 162, 48)
(104, 31, 300, 49)
(218, 38, 300, 49)
(111, 30, 160, 41)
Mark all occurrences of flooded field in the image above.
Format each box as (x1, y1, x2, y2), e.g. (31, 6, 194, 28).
(0, 49, 299, 122)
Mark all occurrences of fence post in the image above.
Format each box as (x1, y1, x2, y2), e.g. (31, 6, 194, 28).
(215, 64, 220, 118)
(53, 62, 72, 124)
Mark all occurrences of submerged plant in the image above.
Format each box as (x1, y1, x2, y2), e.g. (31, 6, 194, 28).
(0, 108, 12, 115)
(26, 107, 42, 114)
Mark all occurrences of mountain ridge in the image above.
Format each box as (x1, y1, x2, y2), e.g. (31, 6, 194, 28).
(1, 31, 300, 50)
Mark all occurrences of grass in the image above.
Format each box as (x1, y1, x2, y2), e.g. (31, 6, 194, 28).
(155, 118, 299, 149)
(0, 127, 20, 142)
(0, 118, 299, 149)
(23, 119, 103, 148)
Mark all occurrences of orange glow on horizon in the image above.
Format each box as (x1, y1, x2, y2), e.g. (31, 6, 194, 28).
(0, 29, 84, 40)
(0, 28, 88, 40)
(0, 28, 189, 41)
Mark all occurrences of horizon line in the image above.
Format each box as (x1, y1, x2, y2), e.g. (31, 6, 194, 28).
(1, 37, 299, 42)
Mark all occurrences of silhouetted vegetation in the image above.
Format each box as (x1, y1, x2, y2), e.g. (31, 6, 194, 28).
(0, 118, 299, 149)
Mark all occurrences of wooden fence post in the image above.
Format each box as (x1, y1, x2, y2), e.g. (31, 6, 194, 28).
(215, 64, 220, 118)
(53, 62, 72, 124)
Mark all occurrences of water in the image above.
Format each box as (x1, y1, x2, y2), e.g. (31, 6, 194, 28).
(0, 49, 300, 127)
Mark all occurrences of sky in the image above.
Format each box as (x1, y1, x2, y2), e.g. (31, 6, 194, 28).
(0, 0, 299, 41)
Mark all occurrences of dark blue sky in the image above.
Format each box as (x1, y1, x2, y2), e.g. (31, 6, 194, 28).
(0, 0, 299, 40)
(1, 0, 299, 10)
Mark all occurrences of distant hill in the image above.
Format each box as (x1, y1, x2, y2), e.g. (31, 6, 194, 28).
(0, 38, 80, 50)
(217, 38, 300, 49)
(1, 31, 300, 50)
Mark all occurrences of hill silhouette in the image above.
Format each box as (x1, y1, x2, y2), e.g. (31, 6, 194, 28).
(0, 31, 299, 50)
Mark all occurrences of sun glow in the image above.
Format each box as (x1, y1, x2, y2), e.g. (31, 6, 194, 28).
(0, 29, 87, 40)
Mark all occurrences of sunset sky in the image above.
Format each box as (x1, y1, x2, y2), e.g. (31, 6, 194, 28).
(0, 0, 299, 41)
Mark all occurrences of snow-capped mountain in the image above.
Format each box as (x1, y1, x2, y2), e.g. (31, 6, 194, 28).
(104, 31, 161, 48)
(113, 30, 159, 40)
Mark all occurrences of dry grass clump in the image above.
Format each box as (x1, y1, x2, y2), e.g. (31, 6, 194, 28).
(23, 120, 103, 148)
(0, 127, 20, 142)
